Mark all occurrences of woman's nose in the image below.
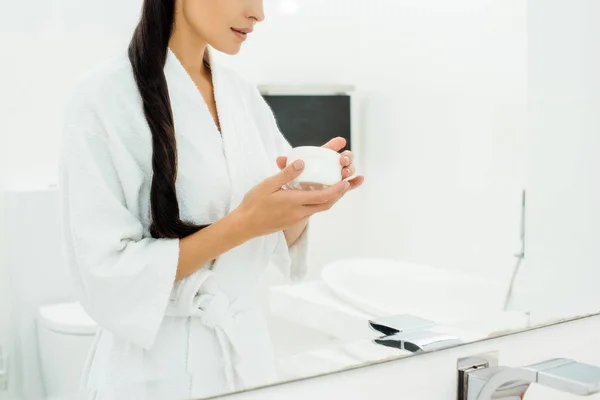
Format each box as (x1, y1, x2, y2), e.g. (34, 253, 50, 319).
(247, 0, 265, 23)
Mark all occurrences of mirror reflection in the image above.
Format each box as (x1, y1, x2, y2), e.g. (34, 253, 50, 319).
(1, 0, 598, 399)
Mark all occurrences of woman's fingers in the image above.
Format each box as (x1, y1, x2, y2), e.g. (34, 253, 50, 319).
(322, 137, 347, 152)
(342, 164, 356, 179)
(303, 194, 345, 213)
(284, 174, 364, 203)
(280, 175, 364, 217)
(346, 175, 365, 190)
(264, 160, 305, 191)
(303, 177, 363, 213)
(276, 156, 288, 170)
(291, 180, 350, 205)
(340, 150, 353, 166)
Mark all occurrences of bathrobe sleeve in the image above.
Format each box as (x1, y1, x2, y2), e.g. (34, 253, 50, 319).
(247, 85, 311, 282)
(58, 89, 179, 350)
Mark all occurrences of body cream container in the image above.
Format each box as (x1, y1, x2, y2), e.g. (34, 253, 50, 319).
(286, 146, 342, 190)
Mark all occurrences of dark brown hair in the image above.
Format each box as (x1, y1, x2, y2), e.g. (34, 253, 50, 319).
(128, 0, 209, 239)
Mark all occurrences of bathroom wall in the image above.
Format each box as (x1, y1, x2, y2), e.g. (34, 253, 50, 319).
(0, 0, 143, 184)
(360, 1, 527, 284)
(513, 0, 600, 323)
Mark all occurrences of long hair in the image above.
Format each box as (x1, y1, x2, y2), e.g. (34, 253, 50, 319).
(128, 0, 209, 239)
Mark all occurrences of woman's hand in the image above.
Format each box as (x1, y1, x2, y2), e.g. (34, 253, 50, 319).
(276, 137, 365, 190)
(277, 137, 364, 245)
(234, 159, 353, 239)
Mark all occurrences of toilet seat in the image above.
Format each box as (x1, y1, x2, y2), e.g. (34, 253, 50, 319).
(37, 302, 97, 335)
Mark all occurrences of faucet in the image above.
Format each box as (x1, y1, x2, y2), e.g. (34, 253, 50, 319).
(369, 314, 462, 353)
(459, 356, 600, 400)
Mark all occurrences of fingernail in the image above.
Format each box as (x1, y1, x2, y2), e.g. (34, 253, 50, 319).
(344, 181, 351, 190)
(293, 160, 304, 170)
(344, 156, 350, 164)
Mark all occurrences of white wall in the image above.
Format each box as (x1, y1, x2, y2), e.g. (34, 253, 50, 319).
(513, 0, 600, 324)
(0, 1, 143, 185)
(359, 1, 527, 284)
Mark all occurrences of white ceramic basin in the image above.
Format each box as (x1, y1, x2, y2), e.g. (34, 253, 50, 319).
(321, 258, 515, 325)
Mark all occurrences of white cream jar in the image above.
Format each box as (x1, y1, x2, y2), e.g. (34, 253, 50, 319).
(285, 146, 343, 190)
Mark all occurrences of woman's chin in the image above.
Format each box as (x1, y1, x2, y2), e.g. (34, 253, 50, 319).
(212, 43, 243, 56)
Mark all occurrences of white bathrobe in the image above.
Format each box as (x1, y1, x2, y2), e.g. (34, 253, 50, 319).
(59, 47, 309, 400)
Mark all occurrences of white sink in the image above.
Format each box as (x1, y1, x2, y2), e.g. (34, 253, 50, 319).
(320, 257, 521, 326)
(268, 258, 530, 353)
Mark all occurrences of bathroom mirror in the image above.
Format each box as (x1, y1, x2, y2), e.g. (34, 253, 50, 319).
(2, 0, 599, 399)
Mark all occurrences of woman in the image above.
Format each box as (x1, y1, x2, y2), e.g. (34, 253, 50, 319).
(59, 0, 363, 398)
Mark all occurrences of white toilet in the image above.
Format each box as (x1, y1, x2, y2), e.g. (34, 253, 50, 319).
(36, 301, 98, 398)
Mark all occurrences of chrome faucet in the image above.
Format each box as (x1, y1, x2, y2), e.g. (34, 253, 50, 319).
(459, 355, 600, 400)
(369, 314, 462, 353)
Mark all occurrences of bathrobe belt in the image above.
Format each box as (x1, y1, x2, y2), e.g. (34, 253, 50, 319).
(165, 276, 254, 392)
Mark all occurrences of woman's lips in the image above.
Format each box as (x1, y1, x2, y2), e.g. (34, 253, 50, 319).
(231, 27, 252, 41)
